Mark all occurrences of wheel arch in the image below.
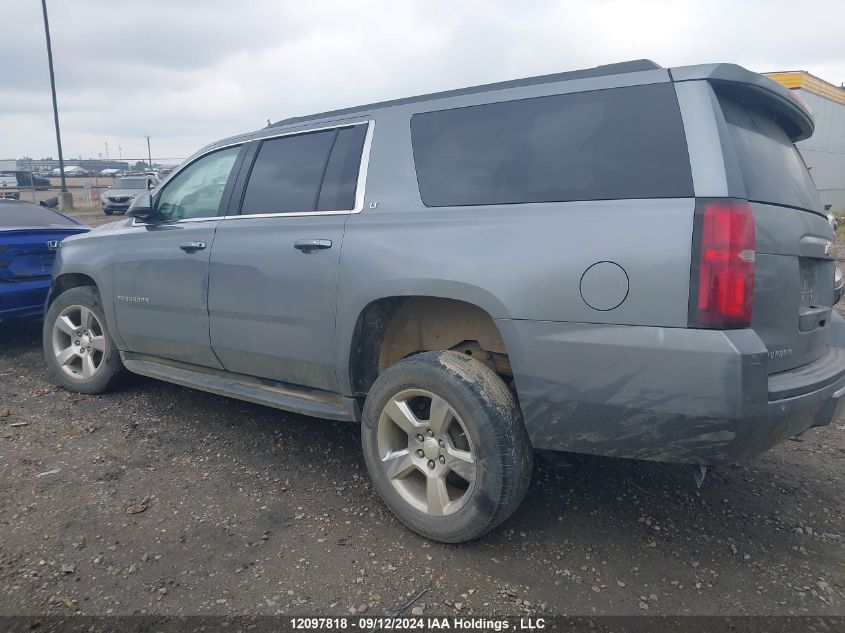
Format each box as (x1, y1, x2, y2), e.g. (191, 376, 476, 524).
(47, 272, 98, 308)
(345, 294, 513, 398)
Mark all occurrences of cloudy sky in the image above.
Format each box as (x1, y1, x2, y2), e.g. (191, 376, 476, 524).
(2, 0, 844, 164)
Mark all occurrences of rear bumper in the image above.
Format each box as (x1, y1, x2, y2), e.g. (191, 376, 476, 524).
(498, 314, 845, 465)
(0, 279, 50, 320)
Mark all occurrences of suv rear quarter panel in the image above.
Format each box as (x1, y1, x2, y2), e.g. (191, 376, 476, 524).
(336, 73, 697, 398)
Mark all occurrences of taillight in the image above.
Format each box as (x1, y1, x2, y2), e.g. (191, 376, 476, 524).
(689, 199, 756, 328)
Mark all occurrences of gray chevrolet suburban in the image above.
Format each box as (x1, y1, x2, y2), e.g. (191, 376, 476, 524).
(42, 60, 845, 542)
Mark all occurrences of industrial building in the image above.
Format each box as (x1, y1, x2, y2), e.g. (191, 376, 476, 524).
(767, 70, 845, 212)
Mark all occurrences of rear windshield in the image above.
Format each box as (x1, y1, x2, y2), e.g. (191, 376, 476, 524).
(410, 83, 693, 207)
(0, 201, 80, 228)
(717, 93, 820, 212)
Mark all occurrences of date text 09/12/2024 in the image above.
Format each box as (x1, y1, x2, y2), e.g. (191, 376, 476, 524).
(289, 617, 547, 631)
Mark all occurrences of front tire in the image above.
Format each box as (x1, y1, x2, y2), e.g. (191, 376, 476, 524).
(43, 286, 126, 394)
(362, 351, 533, 543)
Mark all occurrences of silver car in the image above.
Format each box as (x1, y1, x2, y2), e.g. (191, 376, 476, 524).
(42, 60, 845, 542)
(100, 175, 158, 215)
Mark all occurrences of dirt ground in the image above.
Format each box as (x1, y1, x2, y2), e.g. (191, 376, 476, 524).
(0, 209, 843, 617)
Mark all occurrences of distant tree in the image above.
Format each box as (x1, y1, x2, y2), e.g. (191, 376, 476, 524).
(135, 161, 150, 169)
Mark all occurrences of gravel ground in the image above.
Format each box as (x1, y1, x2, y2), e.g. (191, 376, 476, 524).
(0, 210, 843, 617)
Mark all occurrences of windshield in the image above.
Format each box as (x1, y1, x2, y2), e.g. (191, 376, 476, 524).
(113, 178, 147, 189)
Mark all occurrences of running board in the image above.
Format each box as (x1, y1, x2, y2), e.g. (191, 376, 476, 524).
(120, 352, 358, 422)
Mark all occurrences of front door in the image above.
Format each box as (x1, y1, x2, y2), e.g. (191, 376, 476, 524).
(208, 122, 370, 391)
(113, 145, 244, 367)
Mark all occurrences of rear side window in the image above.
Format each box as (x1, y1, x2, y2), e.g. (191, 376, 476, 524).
(318, 125, 367, 211)
(241, 124, 367, 215)
(411, 83, 693, 207)
(717, 93, 820, 212)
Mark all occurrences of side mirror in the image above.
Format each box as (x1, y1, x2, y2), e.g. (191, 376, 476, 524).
(127, 192, 155, 220)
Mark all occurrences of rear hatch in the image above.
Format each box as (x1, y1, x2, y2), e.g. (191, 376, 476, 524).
(714, 84, 834, 374)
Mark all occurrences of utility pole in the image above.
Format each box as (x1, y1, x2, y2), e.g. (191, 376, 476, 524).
(104, 142, 109, 159)
(145, 135, 152, 168)
(118, 145, 122, 160)
(41, 0, 71, 208)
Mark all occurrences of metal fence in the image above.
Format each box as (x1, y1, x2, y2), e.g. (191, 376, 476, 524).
(2, 158, 188, 207)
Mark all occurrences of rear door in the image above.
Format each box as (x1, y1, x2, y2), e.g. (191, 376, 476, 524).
(715, 88, 834, 373)
(208, 121, 370, 391)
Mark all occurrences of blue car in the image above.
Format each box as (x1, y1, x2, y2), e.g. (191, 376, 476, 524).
(0, 199, 89, 320)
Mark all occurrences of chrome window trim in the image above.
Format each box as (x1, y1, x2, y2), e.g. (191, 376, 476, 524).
(132, 216, 222, 226)
(131, 119, 374, 227)
(224, 210, 355, 220)
(224, 119, 374, 221)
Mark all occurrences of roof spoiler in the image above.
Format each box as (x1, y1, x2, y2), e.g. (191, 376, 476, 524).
(669, 63, 814, 142)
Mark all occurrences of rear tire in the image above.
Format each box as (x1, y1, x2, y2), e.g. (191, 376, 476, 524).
(362, 350, 533, 543)
(43, 286, 127, 394)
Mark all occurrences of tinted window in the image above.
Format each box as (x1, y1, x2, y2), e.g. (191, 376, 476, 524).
(156, 146, 240, 220)
(411, 83, 693, 207)
(241, 131, 336, 214)
(317, 125, 368, 211)
(717, 94, 820, 212)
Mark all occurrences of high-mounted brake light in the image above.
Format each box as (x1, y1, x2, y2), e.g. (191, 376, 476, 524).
(690, 200, 756, 328)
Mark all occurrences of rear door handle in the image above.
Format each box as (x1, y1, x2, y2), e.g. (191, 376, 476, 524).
(294, 239, 332, 253)
(179, 241, 207, 253)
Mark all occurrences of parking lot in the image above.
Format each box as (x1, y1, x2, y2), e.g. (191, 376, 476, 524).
(0, 206, 843, 616)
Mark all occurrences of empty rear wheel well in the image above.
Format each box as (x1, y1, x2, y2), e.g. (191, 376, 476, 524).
(348, 297, 511, 396)
(48, 273, 97, 308)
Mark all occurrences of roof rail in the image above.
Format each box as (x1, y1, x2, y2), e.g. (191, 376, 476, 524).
(270, 59, 662, 128)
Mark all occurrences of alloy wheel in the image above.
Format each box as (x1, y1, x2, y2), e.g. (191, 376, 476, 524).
(51, 305, 106, 380)
(376, 388, 476, 517)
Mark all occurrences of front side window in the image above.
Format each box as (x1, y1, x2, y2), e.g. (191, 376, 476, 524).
(155, 146, 240, 220)
(410, 83, 693, 207)
(240, 124, 368, 215)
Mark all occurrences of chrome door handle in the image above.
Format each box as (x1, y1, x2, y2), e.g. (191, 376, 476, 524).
(294, 239, 332, 253)
(179, 241, 207, 253)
